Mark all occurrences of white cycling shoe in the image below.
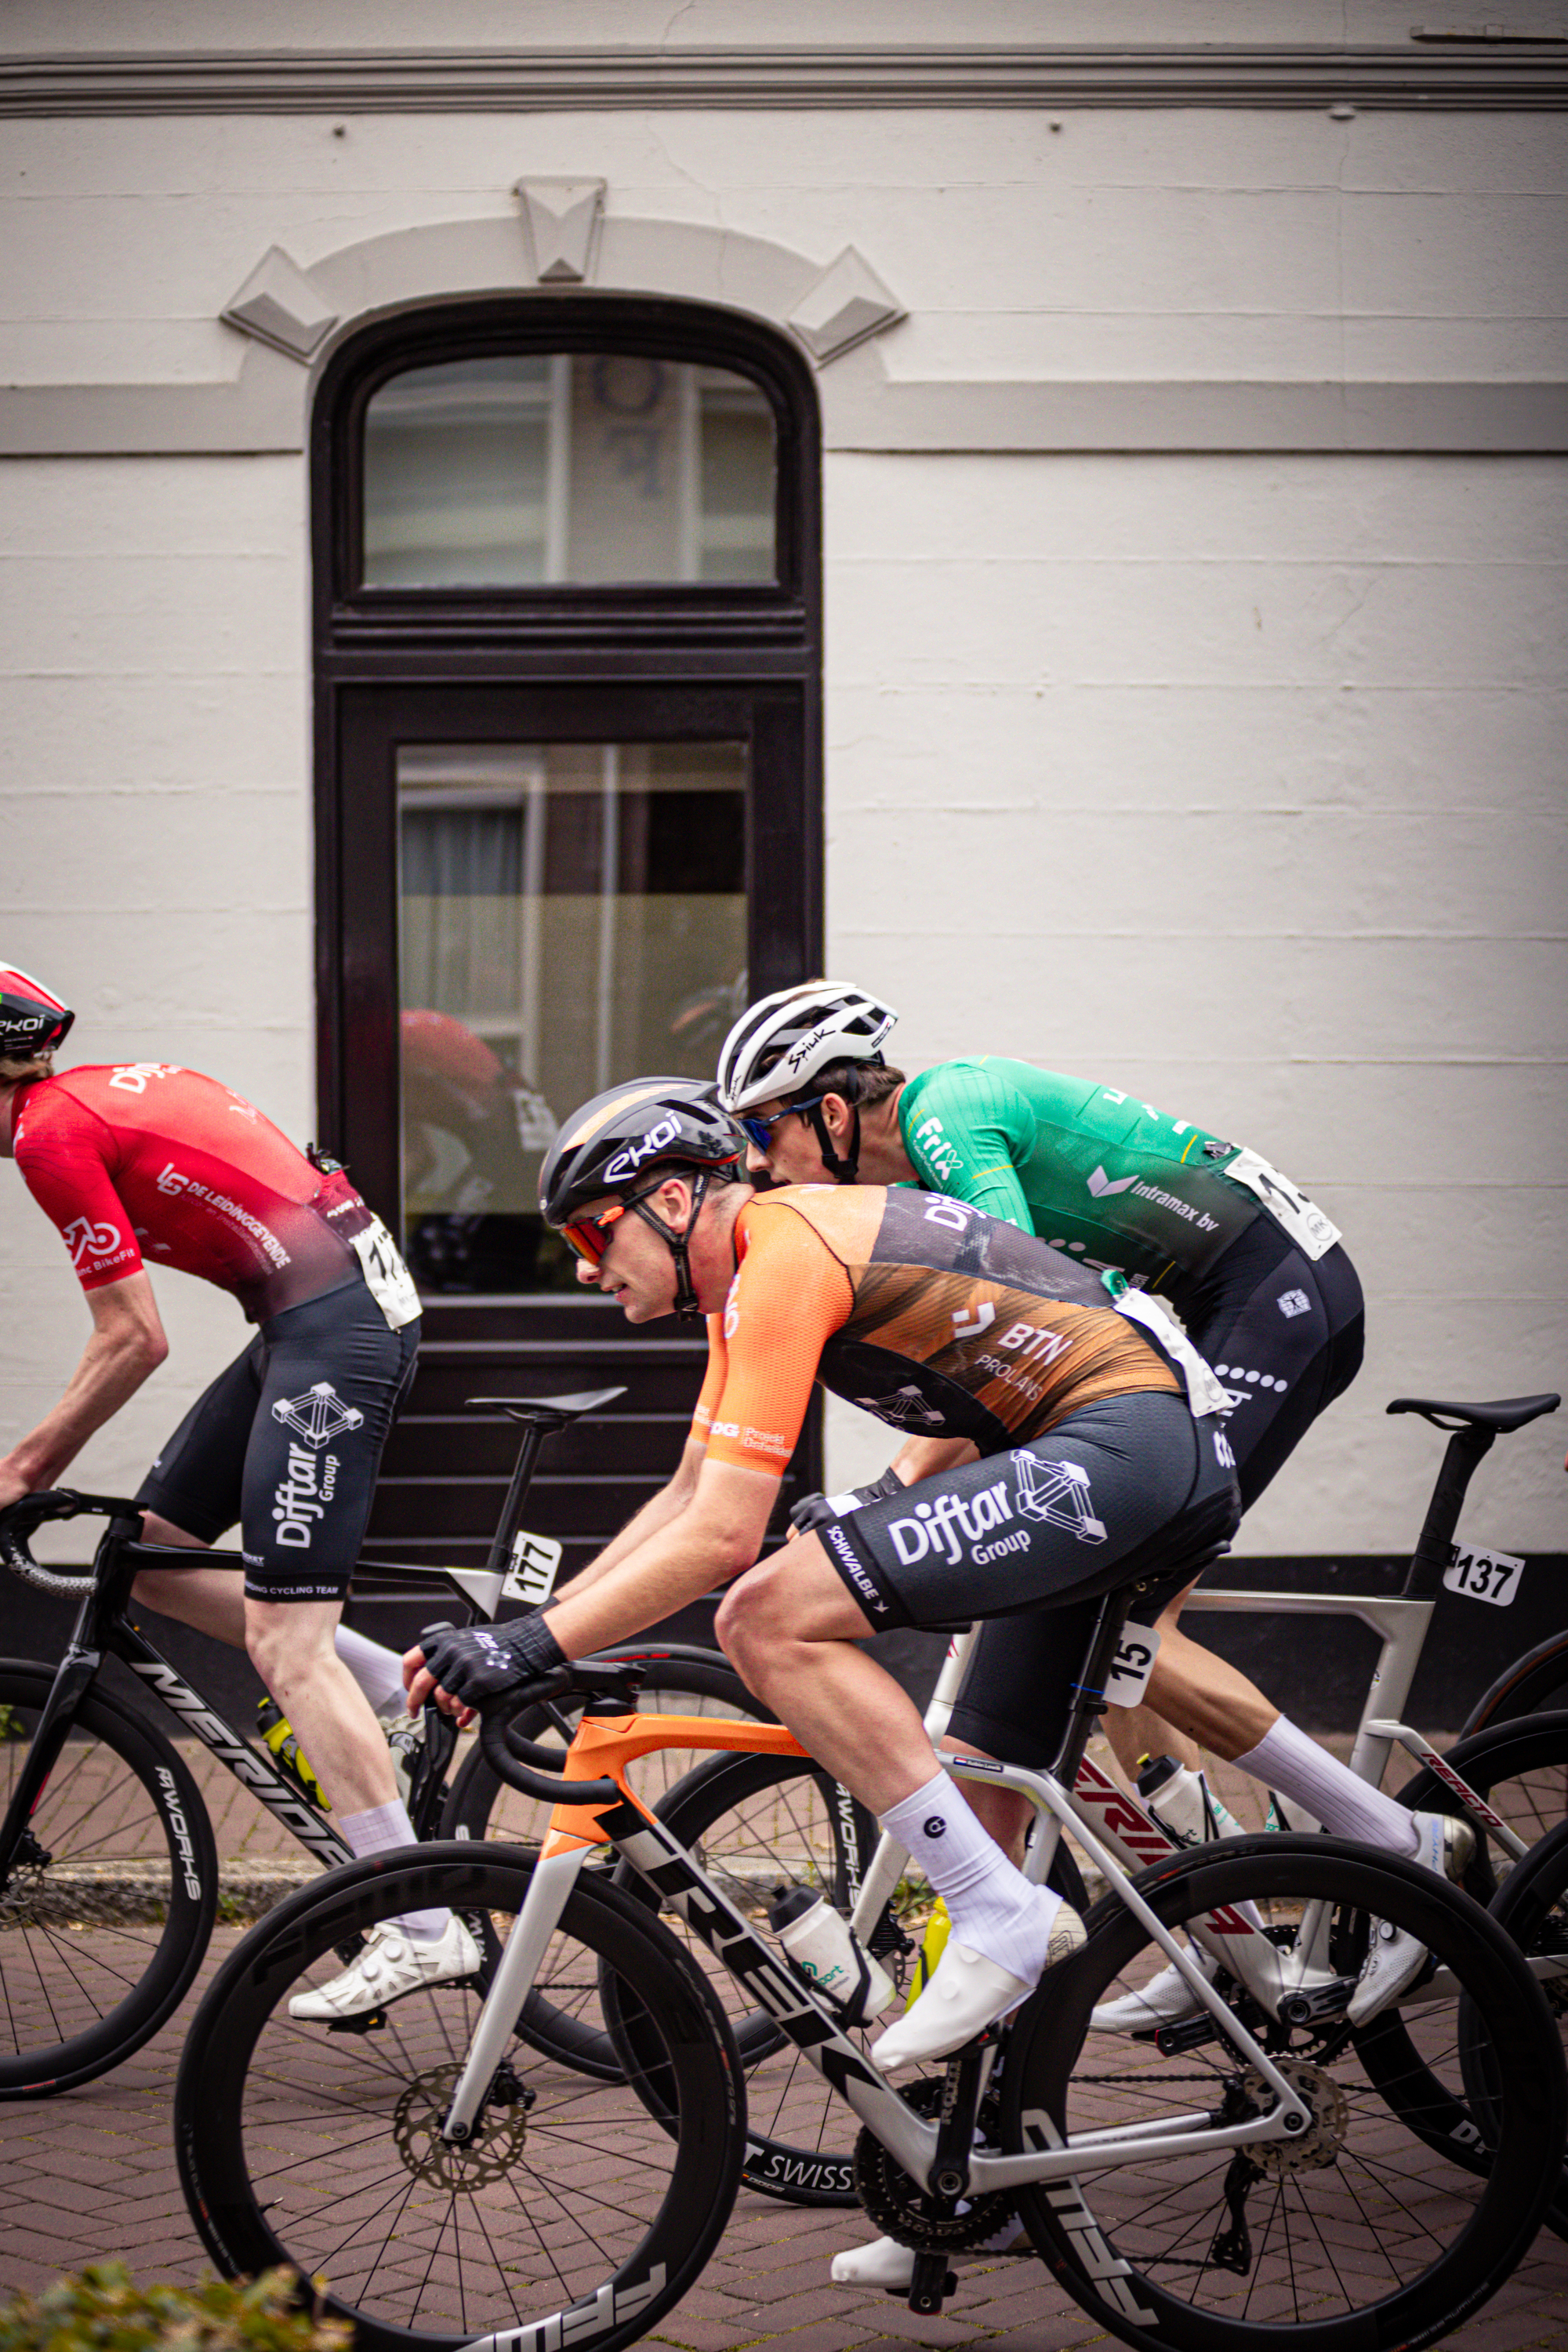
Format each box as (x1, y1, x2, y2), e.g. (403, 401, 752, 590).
(870, 1908, 1085, 2073)
(1090, 1945, 1219, 2034)
(1348, 1812, 1476, 2027)
(831, 2215, 1025, 2289)
(289, 1915, 480, 2022)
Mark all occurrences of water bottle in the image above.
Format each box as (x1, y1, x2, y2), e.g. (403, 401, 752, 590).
(768, 1882, 895, 2021)
(256, 1697, 329, 1811)
(1137, 1754, 1244, 1848)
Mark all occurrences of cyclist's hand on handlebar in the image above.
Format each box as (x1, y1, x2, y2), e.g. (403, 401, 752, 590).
(787, 1466, 905, 1542)
(0, 1465, 33, 1515)
(405, 1611, 569, 1720)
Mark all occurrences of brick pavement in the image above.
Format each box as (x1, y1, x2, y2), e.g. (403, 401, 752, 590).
(5, 1740, 1568, 2346)
(5, 1929, 1568, 2346)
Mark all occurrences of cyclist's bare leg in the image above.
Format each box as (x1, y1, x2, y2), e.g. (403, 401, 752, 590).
(245, 1598, 399, 1817)
(717, 1552, 951, 1815)
(131, 1512, 249, 1642)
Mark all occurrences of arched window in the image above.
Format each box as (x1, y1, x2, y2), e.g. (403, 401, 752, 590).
(311, 296, 822, 1568)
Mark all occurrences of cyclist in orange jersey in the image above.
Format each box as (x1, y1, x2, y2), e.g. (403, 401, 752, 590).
(411, 1078, 1468, 2060)
(409, 1079, 1254, 2063)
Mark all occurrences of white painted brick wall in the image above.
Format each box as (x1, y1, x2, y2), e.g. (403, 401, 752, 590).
(0, 456, 311, 1505)
(822, 452, 1567, 1547)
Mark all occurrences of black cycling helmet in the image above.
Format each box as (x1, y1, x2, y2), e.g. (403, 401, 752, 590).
(0, 964, 74, 1062)
(540, 1077, 747, 1320)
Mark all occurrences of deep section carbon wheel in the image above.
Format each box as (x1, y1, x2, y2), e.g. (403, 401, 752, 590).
(1000, 1834, 1565, 2350)
(174, 1842, 744, 2352)
(0, 1658, 216, 2097)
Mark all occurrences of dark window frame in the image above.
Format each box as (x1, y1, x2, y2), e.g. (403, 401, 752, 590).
(314, 294, 821, 662)
(310, 292, 822, 1187)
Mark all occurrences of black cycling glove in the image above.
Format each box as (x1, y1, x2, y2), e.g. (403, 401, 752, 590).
(418, 1610, 568, 1707)
(788, 1465, 905, 1537)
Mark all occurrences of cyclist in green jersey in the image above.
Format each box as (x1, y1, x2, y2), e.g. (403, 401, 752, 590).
(720, 986, 1370, 2038)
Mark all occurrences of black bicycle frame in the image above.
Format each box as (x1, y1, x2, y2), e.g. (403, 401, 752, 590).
(0, 1515, 354, 1880)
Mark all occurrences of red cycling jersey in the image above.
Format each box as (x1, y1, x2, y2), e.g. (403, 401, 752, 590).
(12, 1064, 376, 1322)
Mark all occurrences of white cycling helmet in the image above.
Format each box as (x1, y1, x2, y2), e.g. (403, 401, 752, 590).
(716, 982, 898, 1117)
(716, 982, 898, 1182)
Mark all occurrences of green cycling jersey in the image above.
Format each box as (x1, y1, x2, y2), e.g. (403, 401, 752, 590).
(897, 1058, 1260, 1298)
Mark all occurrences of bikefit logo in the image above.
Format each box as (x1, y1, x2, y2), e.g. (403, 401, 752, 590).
(62, 1214, 124, 1269)
(271, 1381, 365, 1447)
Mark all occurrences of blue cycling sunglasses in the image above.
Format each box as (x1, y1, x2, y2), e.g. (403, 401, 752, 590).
(736, 1094, 826, 1153)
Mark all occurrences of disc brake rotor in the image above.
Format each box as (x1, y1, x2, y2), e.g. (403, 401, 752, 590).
(1240, 2055, 1348, 2176)
(392, 2061, 531, 2188)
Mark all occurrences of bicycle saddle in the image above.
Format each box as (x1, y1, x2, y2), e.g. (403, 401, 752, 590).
(1387, 1392, 1560, 1432)
(464, 1386, 626, 1428)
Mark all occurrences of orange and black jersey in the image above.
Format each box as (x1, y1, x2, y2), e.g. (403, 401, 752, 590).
(691, 1184, 1179, 1477)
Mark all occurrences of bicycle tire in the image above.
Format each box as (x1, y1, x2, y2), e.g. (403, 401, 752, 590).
(1477, 1813, 1568, 2239)
(622, 1745, 1090, 2206)
(441, 1645, 775, 2081)
(0, 1657, 218, 2098)
(1395, 1708, 1568, 1904)
(174, 1841, 744, 2352)
(1461, 1628, 1568, 1740)
(1000, 1834, 1566, 2350)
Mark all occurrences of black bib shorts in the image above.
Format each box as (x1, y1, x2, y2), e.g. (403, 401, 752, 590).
(1185, 1222, 1364, 1511)
(818, 1388, 1240, 1768)
(135, 1274, 420, 1603)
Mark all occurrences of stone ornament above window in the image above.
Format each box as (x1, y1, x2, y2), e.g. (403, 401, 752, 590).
(516, 180, 607, 285)
(787, 249, 906, 366)
(220, 247, 339, 363)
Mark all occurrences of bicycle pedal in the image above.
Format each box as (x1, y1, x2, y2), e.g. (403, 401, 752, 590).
(1144, 2013, 1221, 2056)
(326, 2008, 388, 2035)
(905, 2252, 955, 2314)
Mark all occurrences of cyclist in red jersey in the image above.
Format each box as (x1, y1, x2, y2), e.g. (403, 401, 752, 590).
(0, 966, 477, 2016)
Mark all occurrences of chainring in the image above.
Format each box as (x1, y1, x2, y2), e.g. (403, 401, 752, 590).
(853, 2078, 1017, 2252)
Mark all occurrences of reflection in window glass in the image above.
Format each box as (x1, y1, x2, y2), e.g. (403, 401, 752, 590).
(397, 742, 747, 1294)
(364, 356, 775, 587)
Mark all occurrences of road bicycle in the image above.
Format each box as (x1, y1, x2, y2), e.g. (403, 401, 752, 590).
(0, 1387, 770, 2100)
(175, 1568, 1568, 2352)
(579, 1385, 1568, 2212)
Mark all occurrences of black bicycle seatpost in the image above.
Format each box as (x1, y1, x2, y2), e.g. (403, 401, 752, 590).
(1050, 1587, 1133, 1791)
(483, 1421, 549, 1581)
(1403, 1423, 1497, 1599)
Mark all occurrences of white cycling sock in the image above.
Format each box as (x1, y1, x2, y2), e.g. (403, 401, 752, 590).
(334, 1624, 408, 1716)
(880, 1770, 1062, 1983)
(339, 1798, 448, 1941)
(1236, 1717, 1421, 1857)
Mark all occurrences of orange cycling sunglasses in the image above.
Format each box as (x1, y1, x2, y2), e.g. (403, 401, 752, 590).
(560, 1177, 669, 1265)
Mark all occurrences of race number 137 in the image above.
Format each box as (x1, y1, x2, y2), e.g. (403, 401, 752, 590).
(1444, 1544, 1524, 1608)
